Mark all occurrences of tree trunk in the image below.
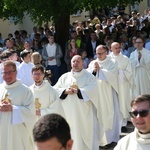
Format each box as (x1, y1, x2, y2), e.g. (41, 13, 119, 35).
(55, 14, 70, 55)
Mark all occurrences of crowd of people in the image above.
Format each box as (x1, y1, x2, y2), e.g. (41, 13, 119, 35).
(0, 9, 150, 150)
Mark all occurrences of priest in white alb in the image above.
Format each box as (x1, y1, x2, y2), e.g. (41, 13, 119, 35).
(0, 60, 36, 150)
(110, 42, 133, 131)
(87, 45, 121, 148)
(130, 37, 150, 97)
(30, 65, 65, 119)
(54, 55, 102, 150)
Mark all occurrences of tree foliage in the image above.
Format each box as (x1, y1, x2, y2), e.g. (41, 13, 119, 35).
(0, 0, 143, 25)
(0, 0, 143, 51)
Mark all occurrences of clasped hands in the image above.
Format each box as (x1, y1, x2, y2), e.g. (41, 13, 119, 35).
(0, 101, 12, 112)
(65, 87, 78, 95)
(48, 57, 54, 61)
(93, 62, 100, 72)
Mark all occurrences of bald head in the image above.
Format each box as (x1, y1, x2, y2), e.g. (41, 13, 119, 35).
(71, 55, 84, 72)
(111, 42, 120, 56)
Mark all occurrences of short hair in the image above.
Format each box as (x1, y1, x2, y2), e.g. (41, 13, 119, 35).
(33, 114, 71, 147)
(10, 50, 17, 54)
(136, 36, 144, 42)
(20, 50, 30, 60)
(2, 60, 16, 71)
(1, 50, 12, 58)
(131, 94, 150, 107)
(32, 65, 44, 74)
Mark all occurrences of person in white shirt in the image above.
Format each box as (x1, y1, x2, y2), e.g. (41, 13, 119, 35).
(18, 50, 34, 86)
(42, 34, 63, 85)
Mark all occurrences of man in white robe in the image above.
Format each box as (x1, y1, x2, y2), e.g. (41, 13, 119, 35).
(114, 94, 150, 150)
(0, 60, 36, 150)
(54, 55, 101, 150)
(18, 50, 34, 86)
(130, 37, 150, 97)
(110, 42, 133, 131)
(30, 65, 65, 119)
(88, 45, 120, 148)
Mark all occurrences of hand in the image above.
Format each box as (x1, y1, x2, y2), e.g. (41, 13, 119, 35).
(65, 88, 74, 95)
(36, 109, 41, 116)
(72, 88, 78, 94)
(48, 57, 54, 61)
(0, 103, 12, 112)
(93, 61, 100, 72)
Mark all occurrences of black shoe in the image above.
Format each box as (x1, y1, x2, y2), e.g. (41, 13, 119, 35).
(99, 142, 117, 149)
(121, 126, 128, 133)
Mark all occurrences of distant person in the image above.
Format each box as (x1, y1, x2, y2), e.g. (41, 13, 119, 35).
(42, 34, 63, 85)
(130, 37, 150, 97)
(114, 94, 150, 150)
(18, 50, 34, 86)
(33, 113, 73, 150)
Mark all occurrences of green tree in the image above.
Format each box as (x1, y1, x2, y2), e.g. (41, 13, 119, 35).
(0, 0, 142, 51)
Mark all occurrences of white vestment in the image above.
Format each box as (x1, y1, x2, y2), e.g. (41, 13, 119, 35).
(18, 61, 34, 86)
(0, 64, 3, 84)
(54, 69, 101, 150)
(130, 48, 150, 97)
(30, 80, 65, 119)
(88, 56, 121, 145)
(114, 129, 150, 150)
(0, 80, 36, 150)
(110, 52, 133, 121)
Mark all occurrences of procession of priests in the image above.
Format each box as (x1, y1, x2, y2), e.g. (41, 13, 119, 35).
(1, 37, 150, 150)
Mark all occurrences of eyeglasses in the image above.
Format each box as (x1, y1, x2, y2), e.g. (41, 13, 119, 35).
(129, 110, 150, 118)
(96, 51, 107, 56)
(2, 70, 16, 75)
(135, 42, 143, 44)
(32, 73, 43, 76)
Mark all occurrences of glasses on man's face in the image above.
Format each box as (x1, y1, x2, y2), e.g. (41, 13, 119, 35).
(33, 73, 43, 76)
(2, 70, 16, 75)
(96, 51, 107, 56)
(135, 42, 143, 44)
(129, 110, 150, 118)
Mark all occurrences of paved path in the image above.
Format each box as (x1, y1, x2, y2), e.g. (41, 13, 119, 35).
(100, 121, 134, 150)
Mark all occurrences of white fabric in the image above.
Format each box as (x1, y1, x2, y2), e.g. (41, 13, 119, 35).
(0, 64, 3, 84)
(130, 48, 150, 97)
(18, 61, 34, 86)
(15, 61, 20, 68)
(30, 80, 65, 119)
(46, 43, 57, 65)
(12, 105, 23, 124)
(114, 129, 150, 150)
(110, 52, 133, 119)
(0, 80, 36, 150)
(88, 56, 121, 145)
(100, 89, 120, 146)
(54, 69, 102, 150)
